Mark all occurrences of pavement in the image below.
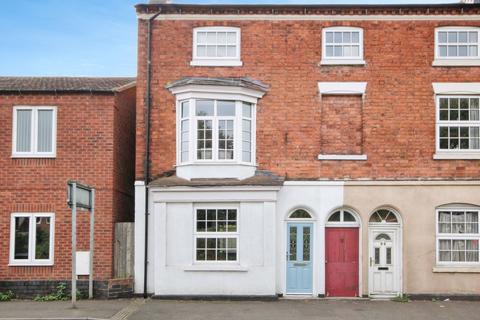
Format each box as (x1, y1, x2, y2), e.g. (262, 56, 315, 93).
(1, 298, 480, 320)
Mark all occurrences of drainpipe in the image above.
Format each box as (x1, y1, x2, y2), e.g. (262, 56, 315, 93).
(143, 7, 162, 299)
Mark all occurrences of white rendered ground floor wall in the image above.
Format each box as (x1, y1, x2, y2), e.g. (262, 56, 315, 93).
(134, 180, 480, 298)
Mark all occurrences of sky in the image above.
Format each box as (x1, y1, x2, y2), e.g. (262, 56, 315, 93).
(0, 0, 461, 77)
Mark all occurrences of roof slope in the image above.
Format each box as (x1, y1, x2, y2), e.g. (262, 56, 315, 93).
(0, 77, 136, 93)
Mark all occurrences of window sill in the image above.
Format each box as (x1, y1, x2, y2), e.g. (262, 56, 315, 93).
(9, 262, 54, 267)
(183, 265, 248, 272)
(433, 266, 480, 273)
(319, 59, 366, 66)
(432, 59, 480, 67)
(433, 153, 480, 160)
(12, 154, 56, 159)
(190, 60, 243, 67)
(317, 154, 367, 161)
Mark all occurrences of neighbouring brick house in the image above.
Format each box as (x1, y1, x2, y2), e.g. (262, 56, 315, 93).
(134, 2, 480, 299)
(0, 77, 136, 298)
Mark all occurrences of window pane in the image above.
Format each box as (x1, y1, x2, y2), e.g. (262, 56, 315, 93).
(242, 102, 252, 118)
(448, 32, 457, 43)
(469, 31, 478, 43)
(14, 217, 30, 260)
(351, 32, 359, 43)
(325, 32, 333, 43)
(439, 45, 447, 57)
(217, 101, 236, 116)
(37, 110, 53, 153)
(343, 211, 356, 222)
(334, 32, 342, 43)
(227, 32, 237, 45)
(217, 32, 226, 44)
(196, 100, 214, 116)
(448, 46, 458, 57)
(459, 32, 468, 43)
(181, 101, 189, 118)
(290, 209, 312, 219)
(35, 217, 51, 260)
(16, 110, 32, 152)
(328, 211, 341, 222)
(438, 31, 448, 43)
(326, 45, 334, 57)
(197, 120, 212, 160)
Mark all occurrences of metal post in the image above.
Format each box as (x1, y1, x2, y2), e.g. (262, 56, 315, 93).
(89, 189, 95, 299)
(71, 183, 77, 309)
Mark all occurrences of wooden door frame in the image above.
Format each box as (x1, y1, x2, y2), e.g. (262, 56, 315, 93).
(325, 226, 362, 297)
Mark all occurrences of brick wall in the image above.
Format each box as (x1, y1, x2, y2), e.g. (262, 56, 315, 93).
(136, 18, 480, 181)
(0, 91, 135, 282)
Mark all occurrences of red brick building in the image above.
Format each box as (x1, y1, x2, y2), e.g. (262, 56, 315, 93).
(134, 2, 480, 299)
(0, 77, 136, 298)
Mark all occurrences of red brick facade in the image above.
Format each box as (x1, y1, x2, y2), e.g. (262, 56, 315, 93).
(135, 8, 480, 181)
(0, 87, 136, 282)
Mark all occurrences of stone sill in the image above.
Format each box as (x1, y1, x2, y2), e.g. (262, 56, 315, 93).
(433, 266, 480, 273)
(319, 59, 366, 66)
(433, 153, 480, 160)
(432, 59, 480, 67)
(318, 154, 367, 161)
(190, 60, 243, 67)
(184, 265, 248, 272)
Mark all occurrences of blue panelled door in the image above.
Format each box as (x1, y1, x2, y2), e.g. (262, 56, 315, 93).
(286, 223, 313, 294)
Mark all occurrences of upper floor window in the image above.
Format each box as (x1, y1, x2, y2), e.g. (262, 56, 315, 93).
(321, 27, 365, 65)
(433, 27, 480, 66)
(12, 106, 56, 158)
(436, 206, 479, 265)
(436, 96, 480, 154)
(179, 99, 254, 163)
(191, 27, 242, 67)
(10, 213, 55, 266)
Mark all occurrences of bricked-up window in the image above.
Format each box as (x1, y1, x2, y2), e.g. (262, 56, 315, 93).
(321, 27, 364, 65)
(436, 207, 480, 265)
(194, 207, 238, 262)
(10, 213, 54, 266)
(437, 97, 480, 152)
(191, 27, 242, 67)
(320, 95, 363, 155)
(178, 99, 255, 164)
(436, 27, 480, 60)
(12, 106, 56, 158)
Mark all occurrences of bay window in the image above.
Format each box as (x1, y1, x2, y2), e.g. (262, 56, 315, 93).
(436, 208, 480, 265)
(178, 99, 255, 164)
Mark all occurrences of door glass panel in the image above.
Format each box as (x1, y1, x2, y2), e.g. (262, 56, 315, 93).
(386, 247, 392, 265)
(303, 226, 310, 261)
(289, 226, 297, 261)
(374, 247, 380, 265)
(375, 233, 391, 241)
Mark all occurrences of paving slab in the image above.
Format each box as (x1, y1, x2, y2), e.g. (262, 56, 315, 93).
(0, 299, 131, 320)
(129, 299, 480, 320)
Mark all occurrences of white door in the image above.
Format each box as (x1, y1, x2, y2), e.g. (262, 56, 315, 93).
(369, 230, 400, 297)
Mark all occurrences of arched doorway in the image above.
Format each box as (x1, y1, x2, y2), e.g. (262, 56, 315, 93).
(368, 208, 402, 298)
(286, 209, 314, 294)
(325, 208, 361, 297)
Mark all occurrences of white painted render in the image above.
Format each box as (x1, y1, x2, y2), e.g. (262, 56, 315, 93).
(276, 183, 344, 296)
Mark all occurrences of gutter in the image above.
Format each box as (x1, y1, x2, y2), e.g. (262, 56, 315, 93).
(143, 8, 162, 299)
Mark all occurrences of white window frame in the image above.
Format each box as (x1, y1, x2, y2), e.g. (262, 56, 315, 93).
(433, 26, 480, 67)
(9, 213, 55, 266)
(191, 26, 242, 67)
(434, 95, 480, 159)
(193, 204, 239, 264)
(12, 106, 57, 158)
(176, 98, 256, 165)
(435, 207, 480, 267)
(321, 26, 365, 66)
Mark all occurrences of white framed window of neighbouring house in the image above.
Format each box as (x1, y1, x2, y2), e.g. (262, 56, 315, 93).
(321, 27, 365, 65)
(435, 96, 480, 158)
(436, 207, 480, 266)
(10, 213, 55, 266)
(194, 206, 239, 263)
(12, 106, 57, 158)
(433, 27, 480, 66)
(191, 26, 242, 67)
(178, 98, 255, 164)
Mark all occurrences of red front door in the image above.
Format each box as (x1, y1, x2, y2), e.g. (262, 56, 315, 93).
(325, 227, 359, 297)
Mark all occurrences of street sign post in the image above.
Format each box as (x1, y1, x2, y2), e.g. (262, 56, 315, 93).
(67, 181, 95, 308)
